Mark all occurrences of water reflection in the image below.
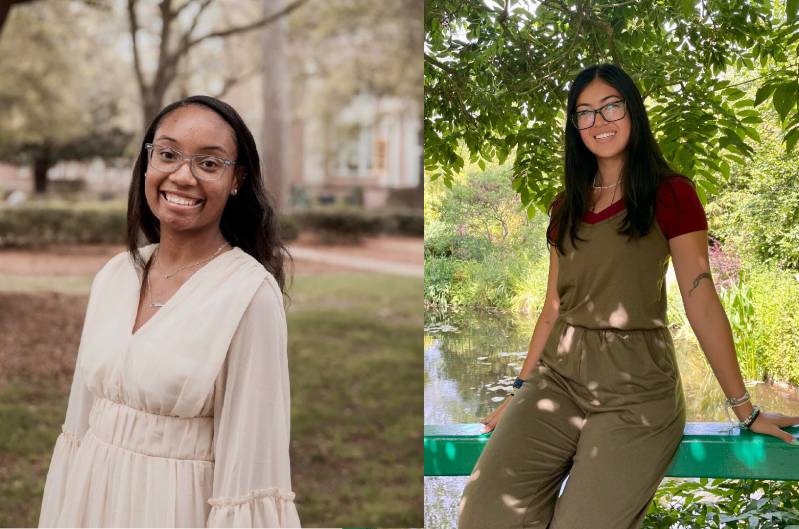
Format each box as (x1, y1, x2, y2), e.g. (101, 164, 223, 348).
(424, 307, 799, 528)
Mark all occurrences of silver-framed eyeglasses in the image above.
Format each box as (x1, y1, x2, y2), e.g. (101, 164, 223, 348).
(144, 142, 236, 181)
(570, 99, 627, 130)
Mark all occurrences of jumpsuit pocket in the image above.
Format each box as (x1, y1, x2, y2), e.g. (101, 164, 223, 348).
(605, 329, 676, 384)
(637, 328, 677, 381)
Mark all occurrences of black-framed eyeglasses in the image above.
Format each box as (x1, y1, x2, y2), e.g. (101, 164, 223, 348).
(144, 142, 236, 181)
(570, 100, 627, 130)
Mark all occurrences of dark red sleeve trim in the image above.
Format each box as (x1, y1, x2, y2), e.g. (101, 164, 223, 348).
(655, 175, 708, 240)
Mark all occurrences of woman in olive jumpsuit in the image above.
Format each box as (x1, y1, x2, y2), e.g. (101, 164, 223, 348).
(457, 64, 799, 529)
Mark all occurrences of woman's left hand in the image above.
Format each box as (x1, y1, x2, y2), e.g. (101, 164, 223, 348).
(748, 409, 799, 445)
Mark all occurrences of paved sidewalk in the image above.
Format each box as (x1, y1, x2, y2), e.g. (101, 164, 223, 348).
(288, 246, 423, 277)
(0, 236, 424, 278)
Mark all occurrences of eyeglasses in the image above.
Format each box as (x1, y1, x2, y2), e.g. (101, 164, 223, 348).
(144, 142, 236, 181)
(570, 100, 627, 130)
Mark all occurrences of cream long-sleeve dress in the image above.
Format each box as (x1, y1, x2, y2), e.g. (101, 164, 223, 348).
(37, 244, 302, 528)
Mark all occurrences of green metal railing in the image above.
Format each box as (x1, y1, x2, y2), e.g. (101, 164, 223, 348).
(424, 423, 799, 480)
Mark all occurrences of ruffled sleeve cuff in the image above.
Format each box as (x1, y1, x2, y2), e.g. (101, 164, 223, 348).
(206, 487, 301, 528)
(38, 426, 83, 527)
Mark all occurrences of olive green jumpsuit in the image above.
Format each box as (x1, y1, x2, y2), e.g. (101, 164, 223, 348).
(458, 208, 686, 529)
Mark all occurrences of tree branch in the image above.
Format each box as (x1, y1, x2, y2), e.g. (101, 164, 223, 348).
(127, 0, 146, 94)
(183, 0, 213, 47)
(172, 0, 193, 17)
(150, 0, 177, 102)
(178, 0, 308, 56)
(589, 17, 621, 65)
(212, 66, 260, 100)
(539, 0, 572, 16)
(163, 0, 213, 76)
(424, 52, 457, 75)
(425, 53, 479, 127)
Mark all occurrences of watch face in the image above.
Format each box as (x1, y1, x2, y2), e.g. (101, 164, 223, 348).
(513, 378, 524, 389)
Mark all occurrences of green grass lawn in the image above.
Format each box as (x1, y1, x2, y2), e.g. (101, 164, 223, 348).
(0, 272, 423, 528)
(0, 378, 70, 528)
(287, 274, 422, 527)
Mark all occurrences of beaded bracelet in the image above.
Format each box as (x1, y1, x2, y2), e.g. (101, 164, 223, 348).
(725, 390, 751, 408)
(741, 405, 762, 429)
(723, 390, 757, 427)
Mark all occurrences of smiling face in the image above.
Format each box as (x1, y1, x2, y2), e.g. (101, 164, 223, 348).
(144, 104, 241, 235)
(575, 79, 631, 161)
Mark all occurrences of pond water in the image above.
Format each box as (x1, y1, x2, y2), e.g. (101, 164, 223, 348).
(424, 307, 799, 529)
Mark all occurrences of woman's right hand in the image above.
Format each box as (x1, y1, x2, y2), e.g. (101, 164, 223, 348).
(479, 395, 514, 433)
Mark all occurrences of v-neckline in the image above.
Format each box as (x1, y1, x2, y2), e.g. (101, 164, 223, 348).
(129, 245, 237, 338)
(584, 197, 625, 222)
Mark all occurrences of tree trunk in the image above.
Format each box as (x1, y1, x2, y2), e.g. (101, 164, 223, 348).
(261, 0, 291, 213)
(142, 83, 170, 128)
(33, 149, 52, 194)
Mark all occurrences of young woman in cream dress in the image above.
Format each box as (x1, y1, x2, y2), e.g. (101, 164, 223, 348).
(38, 95, 301, 528)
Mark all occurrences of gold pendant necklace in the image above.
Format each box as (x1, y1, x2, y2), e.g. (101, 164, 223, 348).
(147, 242, 229, 309)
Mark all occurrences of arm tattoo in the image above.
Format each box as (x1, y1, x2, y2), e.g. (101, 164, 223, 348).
(688, 272, 713, 296)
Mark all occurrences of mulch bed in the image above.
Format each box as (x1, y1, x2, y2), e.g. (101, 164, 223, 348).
(0, 292, 86, 389)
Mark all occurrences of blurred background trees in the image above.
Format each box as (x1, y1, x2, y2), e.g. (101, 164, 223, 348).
(0, 0, 422, 218)
(0, 1, 132, 193)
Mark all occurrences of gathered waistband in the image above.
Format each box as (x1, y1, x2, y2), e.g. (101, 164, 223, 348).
(555, 317, 669, 333)
(88, 397, 214, 462)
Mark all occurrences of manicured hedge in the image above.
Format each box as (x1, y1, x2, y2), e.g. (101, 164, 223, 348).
(292, 207, 423, 242)
(0, 205, 128, 246)
(0, 204, 422, 247)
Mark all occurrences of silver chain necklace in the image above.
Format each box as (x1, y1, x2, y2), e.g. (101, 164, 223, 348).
(592, 173, 622, 189)
(147, 242, 229, 308)
(591, 174, 622, 213)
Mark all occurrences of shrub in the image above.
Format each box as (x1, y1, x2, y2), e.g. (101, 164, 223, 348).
(0, 204, 421, 248)
(745, 263, 799, 386)
(424, 257, 457, 309)
(291, 207, 423, 243)
(509, 255, 549, 315)
(644, 477, 799, 528)
(0, 205, 127, 246)
(424, 219, 457, 258)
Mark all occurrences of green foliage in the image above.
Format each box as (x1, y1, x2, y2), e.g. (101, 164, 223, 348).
(508, 254, 549, 314)
(425, 0, 799, 213)
(719, 270, 760, 382)
(745, 263, 799, 386)
(424, 219, 459, 258)
(447, 251, 534, 309)
(424, 256, 457, 309)
(709, 117, 799, 271)
(644, 477, 799, 528)
(424, 162, 549, 310)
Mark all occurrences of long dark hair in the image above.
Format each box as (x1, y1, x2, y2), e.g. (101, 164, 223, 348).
(547, 63, 693, 255)
(126, 95, 292, 296)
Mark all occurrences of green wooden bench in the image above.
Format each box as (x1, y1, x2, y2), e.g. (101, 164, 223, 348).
(424, 423, 799, 480)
